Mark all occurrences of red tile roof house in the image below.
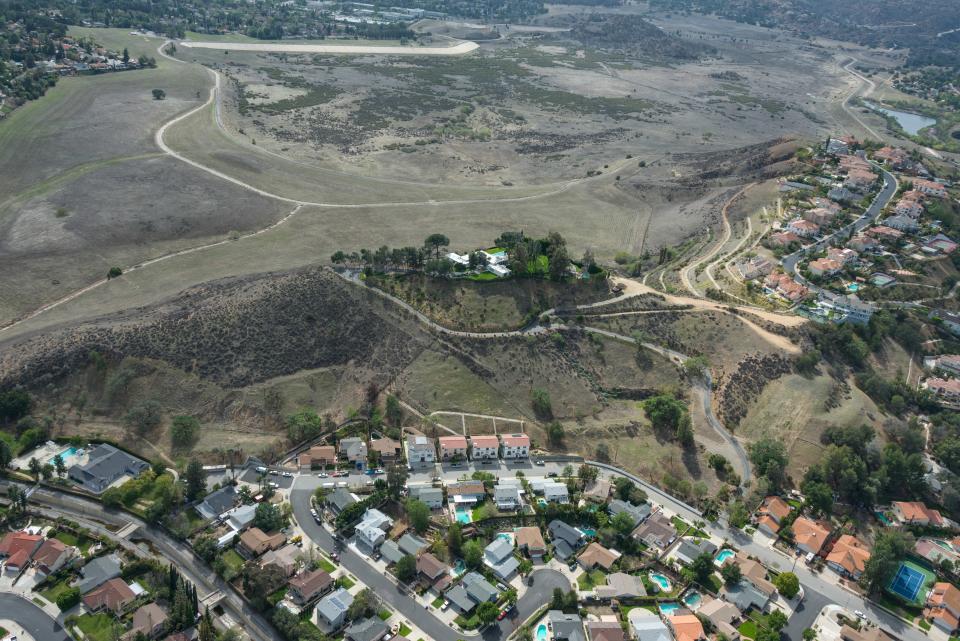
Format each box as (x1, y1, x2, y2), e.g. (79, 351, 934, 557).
(755, 496, 792, 536)
(792, 517, 831, 556)
(895, 196, 924, 219)
(913, 179, 948, 198)
(83, 577, 136, 614)
(874, 146, 909, 168)
(33, 538, 76, 576)
(469, 435, 500, 461)
(865, 226, 903, 242)
(825, 535, 871, 580)
(892, 501, 945, 527)
(501, 434, 530, 460)
(848, 234, 879, 252)
(438, 436, 469, 462)
(786, 219, 819, 238)
(768, 231, 802, 247)
(827, 247, 858, 265)
(763, 274, 809, 303)
(369, 438, 402, 464)
(299, 445, 337, 471)
(0, 531, 42, 575)
(926, 582, 960, 633)
(808, 258, 842, 278)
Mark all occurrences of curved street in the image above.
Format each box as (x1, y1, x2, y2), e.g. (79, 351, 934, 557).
(0, 593, 70, 641)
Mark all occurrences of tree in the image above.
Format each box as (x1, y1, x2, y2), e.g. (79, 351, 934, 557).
(547, 242, 570, 281)
(551, 588, 565, 610)
(642, 394, 690, 445)
(0, 438, 11, 471)
(547, 421, 564, 447)
(773, 571, 800, 598)
(463, 539, 484, 569)
(185, 459, 206, 501)
(406, 498, 430, 534)
(152, 88, 166, 100)
(690, 552, 715, 586)
(749, 437, 788, 489)
(253, 502, 286, 532)
(803, 629, 817, 641)
(424, 234, 450, 260)
(578, 464, 599, 485)
(395, 554, 417, 583)
(286, 409, 323, 443)
(171, 415, 200, 449)
(385, 395, 403, 427)
(56, 586, 81, 611)
(243, 564, 286, 611)
(0, 390, 32, 423)
(611, 512, 635, 536)
(861, 530, 914, 594)
(595, 443, 611, 462)
(347, 588, 377, 621)
(477, 601, 500, 625)
(721, 562, 742, 586)
(728, 501, 750, 529)
(801, 481, 833, 516)
(41, 463, 54, 480)
(387, 465, 408, 498)
(767, 610, 788, 631)
(531, 388, 553, 421)
(28, 457, 41, 482)
(447, 522, 464, 556)
(52, 453, 66, 478)
(125, 400, 163, 433)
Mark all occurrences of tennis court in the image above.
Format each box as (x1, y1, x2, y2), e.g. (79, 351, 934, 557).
(887, 561, 936, 604)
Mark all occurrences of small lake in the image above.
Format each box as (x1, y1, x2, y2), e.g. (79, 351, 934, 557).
(864, 101, 936, 136)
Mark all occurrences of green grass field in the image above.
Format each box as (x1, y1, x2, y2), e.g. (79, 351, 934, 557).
(75, 613, 119, 641)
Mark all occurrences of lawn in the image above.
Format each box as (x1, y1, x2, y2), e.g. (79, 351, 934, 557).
(577, 569, 607, 590)
(317, 557, 336, 572)
(399, 624, 412, 636)
(40, 578, 74, 603)
(76, 613, 119, 641)
(53, 530, 93, 555)
(221, 549, 246, 574)
(455, 613, 481, 630)
(738, 620, 757, 640)
(468, 272, 499, 281)
(337, 576, 355, 589)
(432, 596, 445, 608)
(268, 587, 288, 606)
(378, 608, 393, 621)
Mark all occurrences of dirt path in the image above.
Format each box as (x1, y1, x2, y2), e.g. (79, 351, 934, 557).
(179, 40, 479, 56)
(680, 184, 755, 296)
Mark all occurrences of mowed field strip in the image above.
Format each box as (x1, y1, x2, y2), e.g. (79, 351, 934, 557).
(179, 39, 479, 56)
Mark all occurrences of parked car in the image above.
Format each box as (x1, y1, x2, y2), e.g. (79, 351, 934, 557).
(256, 466, 268, 473)
(547, 472, 558, 478)
(310, 508, 318, 518)
(440, 600, 450, 611)
(497, 610, 508, 621)
(535, 460, 545, 466)
(282, 471, 294, 478)
(318, 472, 328, 478)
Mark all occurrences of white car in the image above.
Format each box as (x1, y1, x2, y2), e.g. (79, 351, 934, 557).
(318, 472, 328, 478)
(282, 471, 294, 478)
(310, 508, 318, 518)
(256, 466, 267, 473)
(440, 600, 450, 611)
(269, 481, 279, 488)
(854, 610, 865, 620)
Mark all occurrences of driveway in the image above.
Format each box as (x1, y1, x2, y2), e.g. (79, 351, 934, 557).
(0, 593, 70, 641)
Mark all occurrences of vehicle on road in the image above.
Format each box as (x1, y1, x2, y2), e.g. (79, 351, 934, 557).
(535, 460, 545, 465)
(318, 472, 328, 478)
(256, 466, 267, 473)
(310, 508, 318, 518)
(497, 610, 508, 621)
(855, 611, 865, 620)
(282, 471, 294, 478)
(547, 472, 558, 478)
(269, 469, 279, 476)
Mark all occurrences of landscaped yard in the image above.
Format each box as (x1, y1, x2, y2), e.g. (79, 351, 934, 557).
(337, 576, 355, 590)
(53, 530, 93, 555)
(455, 613, 481, 630)
(268, 587, 288, 606)
(399, 624, 412, 636)
(432, 596, 445, 608)
(221, 549, 246, 574)
(75, 613, 119, 641)
(39, 578, 74, 603)
(738, 620, 757, 640)
(577, 569, 606, 590)
(317, 557, 336, 572)
(378, 608, 393, 620)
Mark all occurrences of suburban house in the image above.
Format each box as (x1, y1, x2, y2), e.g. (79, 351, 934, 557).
(893, 501, 945, 527)
(923, 233, 959, 255)
(316, 588, 354, 629)
(494, 481, 523, 511)
(668, 613, 706, 641)
(338, 438, 368, 470)
(826, 535, 871, 580)
(549, 611, 587, 641)
(818, 293, 876, 325)
(409, 485, 444, 510)
(764, 273, 809, 303)
(734, 554, 777, 600)
(127, 602, 168, 639)
(225, 504, 257, 533)
(83, 577, 136, 614)
(549, 519, 586, 560)
(755, 496, 792, 536)
(925, 378, 960, 404)
(345, 617, 389, 641)
(632, 512, 676, 550)
(609, 500, 651, 528)
(33, 537, 74, 576)
(769, 231, 801, 247)
(673, 538, 717, 567)
(369, 439, 401, 465)
(469, 435, 500, 460)
(926, 582, 960, 633)
(866, 225, 903, 243)
(398, 533, 429, 557)
(500, 434, 530, 460)
(0, 531, 42, 574)
(577, 542, 621, 571)
(445, 582, 478, 615)
(913, 179, 947, 198)
(844, 168, 877, 192)
(786, 219, 819, 238)
(792, 517, 831, 556)
(447, 481, 486, 505)
(722, 579, 771, 613)
(583, 479, 612, 503)
(699, 598, 742, 641)
(895, 194, 924, 218)
(438, 436, 469, 462)
(628, 609, 671, 641)
(327, 488, 359, 515)
(288, 569, 333, 605)
(196, 485, 237, 521)
(453, 571, 499, 612)
(849, 234, 879, 252)
(808, 257, 842, 277)
(802, 207, 836, 227)
(883, 214, 919, 233)
(68, 444, 150, 494)
(586, 621, 627, 641)
(354, 509, 393, 551)
(827, 247, 858, 265)
(416, 552, 450, 587)
(299, 445, 337, 471)
(405, 435, 436, 467)
(516, 526, 547, 559)
(595, 572, 646, 599)
(874, 146, 908, 168)
(533, 479, 569, 504)
(238, 528, 286, 558)
(483, 537, 519, 580)
(738, 256, 773, 280)
(379, 540, 404, 566)
(76, 553, 123, 594)
(261, 543, 302, 577)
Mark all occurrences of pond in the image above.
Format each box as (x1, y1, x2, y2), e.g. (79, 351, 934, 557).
(864, 101, 936, 136)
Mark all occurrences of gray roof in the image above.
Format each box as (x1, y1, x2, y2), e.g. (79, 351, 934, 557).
(379, 540, 404, 565)
(674, 538, 718, 566)
(596, 572, 646, 598)
(553, 540, 575, 560)
(410, 486, 443, 504)
(398, 533, 429, 557)
(197, 485, 237, 520)
(76, 553, 122, 594)
(316, 588, 353, 624)
(328, 488, 358, 512)
(446, 585, 475, 613)
(549, 611, 586, 641)
(484, 537, 514, 563)
(723, 580, 769, 612)
(68, 444, 149, 493)
(462, 571, 498, 603)
(340, 438, 367, 460)
(608, 500, 651, 527)
(346, 617, 388, 641)
(227, 504, 256, 531)
(549, 520, 584, 547)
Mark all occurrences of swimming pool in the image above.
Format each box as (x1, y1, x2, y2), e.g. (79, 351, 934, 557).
(650, 573, 672, 592)
(847, 283, 860, 292)
(451, 559, 466, 576)
(682, 591, 702, 610)
(581, 528, 597, 538)
(659, 603, 681, 615)
(715, 549, 735, 565)
(536, 624, 548, 641)
(455, 507, 473, 524)
(48, 446, 80, 467)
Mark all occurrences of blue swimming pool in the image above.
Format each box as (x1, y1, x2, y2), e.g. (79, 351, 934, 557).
(659, 603, 681, 615)
(847, 283, 860, 292)
(581, 528, 597, 538)
(455, 507, 472, 524)
(537, 624, 548, 641)
(683, 591, 702, 610)
(650, 573, 672, 592)
(451, 559, 466, 576)
(49, 446, 79, 467)
(715, 549, 735, 565)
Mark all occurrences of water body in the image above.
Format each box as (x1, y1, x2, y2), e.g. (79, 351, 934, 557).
(864, 101, 936, 136)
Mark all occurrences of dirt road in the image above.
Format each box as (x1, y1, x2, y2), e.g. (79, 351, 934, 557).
(179, 40, 479, 56)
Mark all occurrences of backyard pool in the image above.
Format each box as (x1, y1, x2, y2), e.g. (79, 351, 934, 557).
(455, 507, 473, 524)
(49, 446, 80, 467)
(658, 603, 681, 616)
(581, 529, 597, 538)
(650, 573, 672, 592)
(682, 591, 702, 610)
(537, 624, 549, 641)
(451, 559, 466, 576)
(715, 549, 735, 565)
(846, 283, 860, 292)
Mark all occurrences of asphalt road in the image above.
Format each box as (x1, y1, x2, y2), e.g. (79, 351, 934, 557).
(0, 593, 70, 641)
(290, 478, 571, 641)
(783, 166, 898, 293)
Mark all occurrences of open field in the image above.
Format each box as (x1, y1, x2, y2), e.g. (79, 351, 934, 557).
(180, 40, 479, 55)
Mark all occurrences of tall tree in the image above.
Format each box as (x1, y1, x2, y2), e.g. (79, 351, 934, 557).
(185, 459, 206, 501)
(424, 234, 450, 260)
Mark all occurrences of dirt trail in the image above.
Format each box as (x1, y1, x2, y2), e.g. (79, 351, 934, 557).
(680, 183, 755, 296)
